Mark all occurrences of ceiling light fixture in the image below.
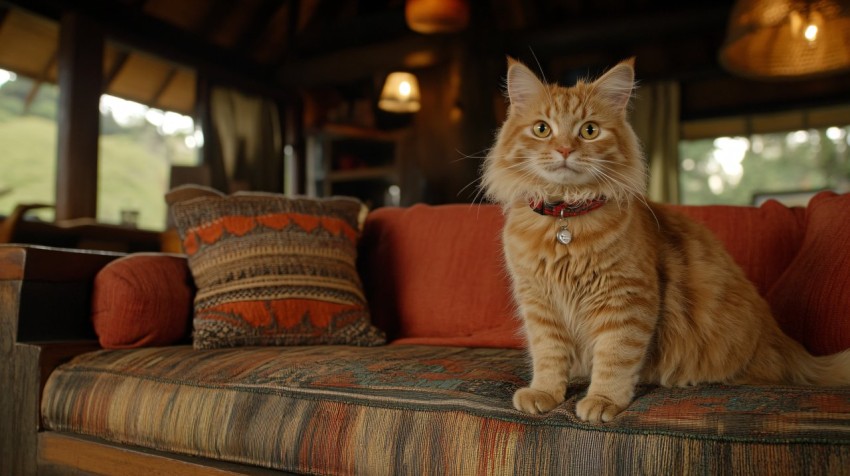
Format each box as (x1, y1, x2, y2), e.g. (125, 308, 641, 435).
(378, 72, 421, 113)
(719, 0, 850, 80)
(405, 0, 469, 34)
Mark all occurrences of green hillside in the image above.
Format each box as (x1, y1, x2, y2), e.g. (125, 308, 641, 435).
(1, 75, 196, 230)
(0, 115, 175, 230)
(0, 115, 57, 222)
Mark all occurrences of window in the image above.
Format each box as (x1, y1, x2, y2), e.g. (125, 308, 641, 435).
(0, 71, 201, 230)
(679, 107, 850, 206)
(98, 95, 202, 230)
(0, 69, 58, 221)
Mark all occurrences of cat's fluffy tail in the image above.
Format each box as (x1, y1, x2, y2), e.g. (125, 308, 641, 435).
(783, 346, 850, 386)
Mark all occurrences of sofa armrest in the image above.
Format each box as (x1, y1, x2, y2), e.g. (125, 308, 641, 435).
(0, 244, 122, 475)
(0, 244, 122, 346)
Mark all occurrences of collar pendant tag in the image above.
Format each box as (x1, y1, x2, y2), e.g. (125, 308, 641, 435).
(556, 210, 572, 245)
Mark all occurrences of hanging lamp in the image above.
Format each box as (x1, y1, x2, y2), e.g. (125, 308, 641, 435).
(719, 0, 850, 80)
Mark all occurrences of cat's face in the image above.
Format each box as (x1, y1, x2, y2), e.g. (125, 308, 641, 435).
(483, 58, 645, 207)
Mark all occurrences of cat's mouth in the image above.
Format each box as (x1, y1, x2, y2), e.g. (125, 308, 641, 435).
(536, 159, 597, 187)
(544, 160, 582, 175)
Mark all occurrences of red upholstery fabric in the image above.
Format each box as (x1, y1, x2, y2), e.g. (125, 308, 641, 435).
(95, 196, 848, 355)
(360, 201, 810, 349)
(767, 191, 850, 356)
(669, 201, 806, 296)
(92, 254, 193, 348)
(360, 204, 522, 348)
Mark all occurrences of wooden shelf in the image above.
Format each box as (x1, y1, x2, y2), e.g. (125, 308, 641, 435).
(318, 123, 399, 141)
(306, 125, 404, 208)
(327, 166, 396, 182)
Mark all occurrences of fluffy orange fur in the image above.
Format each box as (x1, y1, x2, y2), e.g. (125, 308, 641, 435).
(483, 58, 850, 423)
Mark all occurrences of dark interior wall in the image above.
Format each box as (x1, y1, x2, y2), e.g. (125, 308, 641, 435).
(398, 57, 465, 205)
(395, 46, 503, 206)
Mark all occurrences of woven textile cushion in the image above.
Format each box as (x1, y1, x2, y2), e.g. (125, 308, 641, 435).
(167, 185, 385, 349)
(768, 191, 850, 356)
(42, 345, 850, 474)
(92, 253, 193, 348)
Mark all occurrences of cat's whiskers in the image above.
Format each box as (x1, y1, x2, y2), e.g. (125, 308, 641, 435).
(454, 147, 494, 163)
(529, 47, 556, 109)
(585, 164, 622, 210)
(584, 160, 659, 229)
(458, 175, 484, 199)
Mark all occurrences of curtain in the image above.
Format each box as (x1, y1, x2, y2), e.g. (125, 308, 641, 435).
(630, 81, 681, 204)
(210, 88, 283, 193)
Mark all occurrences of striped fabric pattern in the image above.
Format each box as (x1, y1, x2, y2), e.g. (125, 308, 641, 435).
(168, 187, 385, 349)
(42, 345, 850, 475)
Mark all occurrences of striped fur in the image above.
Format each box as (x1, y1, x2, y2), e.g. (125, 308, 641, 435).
(482, 58, 850, 423)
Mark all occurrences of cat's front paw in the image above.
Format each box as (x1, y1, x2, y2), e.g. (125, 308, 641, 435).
(576, 394, 626, 423)
(513, 387, 563, 414)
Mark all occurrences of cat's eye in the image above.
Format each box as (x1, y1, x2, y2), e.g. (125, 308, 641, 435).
(579, 122, 600, 140)
(532, 121, 551, 138)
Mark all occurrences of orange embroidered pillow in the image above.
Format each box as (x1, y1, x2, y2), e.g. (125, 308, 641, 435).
(167, 185, 385, 349)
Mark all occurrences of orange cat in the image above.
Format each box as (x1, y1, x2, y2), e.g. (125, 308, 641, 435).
(482, 57, 850, 423)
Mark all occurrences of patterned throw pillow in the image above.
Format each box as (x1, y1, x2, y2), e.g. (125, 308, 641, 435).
(166, 185, 386, 349)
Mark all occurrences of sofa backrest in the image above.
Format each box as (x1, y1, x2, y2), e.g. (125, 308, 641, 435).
(358, 201, 808, 348)
(92, 192, 850, 355)
(359, 193, 850, 355)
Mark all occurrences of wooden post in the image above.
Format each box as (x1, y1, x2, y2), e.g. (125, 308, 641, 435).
(195, 75, 228, 193)
(55, 12, 103, 220)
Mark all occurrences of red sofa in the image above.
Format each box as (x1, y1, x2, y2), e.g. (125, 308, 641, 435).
(2, 192, 850, 475)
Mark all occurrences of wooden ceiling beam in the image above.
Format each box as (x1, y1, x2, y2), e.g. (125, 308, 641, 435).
(291, 4, 407, 59)
(103, 51, 129, 89)
(280, 34, 456, 87)
(99, 0, 141, 93)
(22, 50, 57, 112)
(270, 0, 299, 66)
(505, 5, 730, 56)
(197, 0, 236, 39)
(149, 66, 177, 105)
(234, 0, 286, 54)
(4, 0, 288, 100)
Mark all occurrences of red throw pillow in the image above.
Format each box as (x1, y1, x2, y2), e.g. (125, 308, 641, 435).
(359, 204, 522, 348)
(767, 191, 850, 356)
(669, 201, 806, 296)
(92, 253, 193, 348)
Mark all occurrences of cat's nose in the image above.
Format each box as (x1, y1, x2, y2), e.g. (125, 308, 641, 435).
(556, 147, 572, 157)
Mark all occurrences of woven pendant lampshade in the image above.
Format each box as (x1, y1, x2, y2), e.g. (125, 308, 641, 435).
(719, 0, 850, 80)
(405, 0, 469, 34)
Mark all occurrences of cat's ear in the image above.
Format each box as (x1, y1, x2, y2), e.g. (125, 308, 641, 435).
(506, 57, 545, 112)
(592, 58, 635, 113)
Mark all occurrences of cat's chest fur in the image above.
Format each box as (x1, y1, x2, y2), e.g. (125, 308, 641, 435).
(502, 205, 644, 322)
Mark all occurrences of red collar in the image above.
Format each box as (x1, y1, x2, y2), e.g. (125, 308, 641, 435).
(529, 197, 608, 217)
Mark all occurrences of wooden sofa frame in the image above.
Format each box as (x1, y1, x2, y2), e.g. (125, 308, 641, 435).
(0, 245, 288, 475)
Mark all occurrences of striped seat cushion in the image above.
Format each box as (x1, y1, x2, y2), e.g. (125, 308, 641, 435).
(42, 346, 850, 475)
